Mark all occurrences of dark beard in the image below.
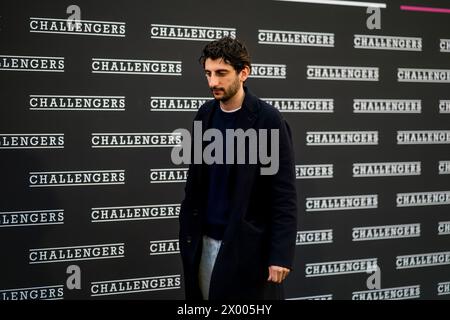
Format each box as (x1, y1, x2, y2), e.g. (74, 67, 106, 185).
(213, 77, 240, 102)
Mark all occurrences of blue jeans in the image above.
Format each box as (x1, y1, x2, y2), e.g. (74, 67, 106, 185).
(198, 235, 222, 300)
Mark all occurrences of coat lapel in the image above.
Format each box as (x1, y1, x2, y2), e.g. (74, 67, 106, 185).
(235, 87, 258, 131)
(194, 99, 217, 211)
(227, 88, 259, 222)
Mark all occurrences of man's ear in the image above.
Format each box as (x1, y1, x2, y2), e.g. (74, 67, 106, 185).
(240, 65, 250, 82)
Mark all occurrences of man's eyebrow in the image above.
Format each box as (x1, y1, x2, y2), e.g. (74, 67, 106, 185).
(204, 69, 230, 73)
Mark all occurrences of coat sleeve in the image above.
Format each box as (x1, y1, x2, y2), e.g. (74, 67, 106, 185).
(267, 118, 298, 269)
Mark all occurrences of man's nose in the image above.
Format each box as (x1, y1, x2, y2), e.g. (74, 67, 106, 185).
(209, 75, 219, 87)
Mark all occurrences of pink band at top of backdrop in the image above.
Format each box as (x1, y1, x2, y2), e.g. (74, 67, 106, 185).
(400, 5, 450, 14)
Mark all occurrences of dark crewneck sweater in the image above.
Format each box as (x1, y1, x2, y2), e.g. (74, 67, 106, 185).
(204, 105, 241, 240)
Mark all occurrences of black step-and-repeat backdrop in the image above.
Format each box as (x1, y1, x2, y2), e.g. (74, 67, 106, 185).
(1, 0, 449, 300)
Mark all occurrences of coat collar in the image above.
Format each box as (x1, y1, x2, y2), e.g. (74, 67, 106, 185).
(236, 86, 258, 131)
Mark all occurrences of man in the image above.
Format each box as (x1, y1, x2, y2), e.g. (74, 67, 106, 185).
(179, 36, 297, 300)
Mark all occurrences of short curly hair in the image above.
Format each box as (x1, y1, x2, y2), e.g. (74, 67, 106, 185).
(199, 36, 251, 73)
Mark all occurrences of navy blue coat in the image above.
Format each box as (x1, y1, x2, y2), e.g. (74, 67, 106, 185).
(179, 87, 298, 300)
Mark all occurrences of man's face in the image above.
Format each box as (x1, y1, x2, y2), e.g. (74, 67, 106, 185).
(204, 58, 247, 102)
